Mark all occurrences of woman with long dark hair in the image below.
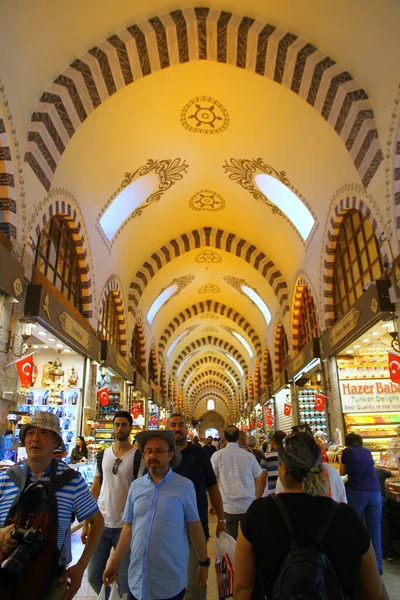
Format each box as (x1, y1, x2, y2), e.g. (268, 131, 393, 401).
(70, 435, 88, 463)
(234, 432, 387, 600)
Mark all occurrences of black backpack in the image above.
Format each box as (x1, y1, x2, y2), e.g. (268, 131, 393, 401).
(270, 495, 344, 600)
(0, 459, 78, 600)
(96, 447, 144, 483)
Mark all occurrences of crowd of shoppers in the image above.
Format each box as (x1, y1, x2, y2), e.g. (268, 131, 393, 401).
(0, 413, 392, 599)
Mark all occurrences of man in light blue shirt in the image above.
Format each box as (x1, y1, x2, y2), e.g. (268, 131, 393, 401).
(103, 430, 209, 600)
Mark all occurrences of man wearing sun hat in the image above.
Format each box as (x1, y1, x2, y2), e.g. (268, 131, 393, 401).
(103, 429, 208, 600)
(0, 412, 104, 600)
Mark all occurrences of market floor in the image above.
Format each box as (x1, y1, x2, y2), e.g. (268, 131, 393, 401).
(72, 514, 399, 599)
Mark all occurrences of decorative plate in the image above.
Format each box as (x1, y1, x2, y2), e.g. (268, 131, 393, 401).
(110, 382, 121, 392)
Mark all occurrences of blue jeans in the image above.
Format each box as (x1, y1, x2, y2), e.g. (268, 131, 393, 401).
(347, 491, 383, 573)
(88, 526, 130, 597)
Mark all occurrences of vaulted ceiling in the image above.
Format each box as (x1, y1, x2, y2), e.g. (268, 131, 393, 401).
(2, 0, 399, 424)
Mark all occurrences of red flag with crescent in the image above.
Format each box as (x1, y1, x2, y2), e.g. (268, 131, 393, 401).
(389, 353, 400, 384)
(16, 353, 34, 387)
(284, 403, 292, 417)
(315, 393, 327, 412)
(97, 387, 109, 406)
(256, 419, 263, 429)
(266, 415, 273, 427)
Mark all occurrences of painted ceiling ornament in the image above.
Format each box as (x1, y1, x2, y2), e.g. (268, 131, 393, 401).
(200, 312, 219, 320)
(202, 326, 219, 333)
(224, 275, 261, 311)
(196, 249, 222, 264)
(222, 158, 289, 214)
(198, 284, 220, 294)
(97, 157, 189, 247)
(189, 189, 225, 212)
(181, 96, 230, 134)
(157, 274, 196, 311)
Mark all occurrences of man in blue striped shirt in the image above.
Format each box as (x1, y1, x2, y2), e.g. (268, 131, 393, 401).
(0, 412, 103, 600)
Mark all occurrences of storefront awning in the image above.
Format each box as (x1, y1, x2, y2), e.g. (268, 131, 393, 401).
(100, 340, 134, 381)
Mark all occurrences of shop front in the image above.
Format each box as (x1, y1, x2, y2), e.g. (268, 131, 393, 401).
(291, 338, 329, 436)
(271, 370, 294, 433)
(320, 279, 398, 462)
(261, 389, 275, 437)
(130, 371, 152, 437)
(10, 283, 101, 460)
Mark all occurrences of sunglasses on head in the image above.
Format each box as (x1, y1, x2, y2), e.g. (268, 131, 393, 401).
(112, 458, 122, 475)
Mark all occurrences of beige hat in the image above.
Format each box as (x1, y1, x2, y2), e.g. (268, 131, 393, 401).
(135, 429, 182, 469)
(19, 412, 62, 446)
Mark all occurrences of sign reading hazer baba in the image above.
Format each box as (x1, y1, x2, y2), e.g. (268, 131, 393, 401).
(340, 379, 400, 413)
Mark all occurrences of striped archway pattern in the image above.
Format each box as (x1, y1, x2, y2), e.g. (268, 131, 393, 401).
(149, 345, 158, 384)
(189, 377, 234, 398)
(181, 356, 240, 385)
(30, 200, 93, 318)
(273, 321, 287, 376)
(291, 276, 319, 352)
(254, 361, 261, 396)
(159, 299, 262, 360)
(262, 345, 273, 388)
(248, 373, 254, 403)
(0, 116, 17, 238)
(193, 392, 230, 414)
(98, 274, 128, 356)
(172, 336, 248, 375)
(129, 227, 288, 316)
(322, 198, 386, 327)
(131, 317, 146, 374)
(159, 364, 167, 397)
(25, 8, 382, 191)
(191, 384, 232, 405)
(393, 114, 400, 247)
(187, 370, 235, 396)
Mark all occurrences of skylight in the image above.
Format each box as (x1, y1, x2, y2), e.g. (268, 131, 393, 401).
(241, 285, 271, 325)
(255, 174, 314, 240)
(177, 354, 194, 376)
(207, 399, 215, 411)
(225, 353, 244, 376)
(147, 284, 177, 325)
(224, 370, 238, 386)
(99, 174, 158, 242)
(167, 330, 189, 358)
(231, 330, 253, 358)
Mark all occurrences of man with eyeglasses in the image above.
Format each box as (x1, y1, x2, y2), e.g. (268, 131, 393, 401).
(168, 413, 227, 600)
(103, 430, 208, 600)
(84, 411, 143, 598)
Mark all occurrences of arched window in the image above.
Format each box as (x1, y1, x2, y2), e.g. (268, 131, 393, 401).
(333, 210, 383, 320)
(130, 323, 144, 377)
(207, 399, 215, 411)
(277, 327, 289, 374)
(298, 287, 318, 350)
(35, 216, 82, 312)
(98, 292, 121, 350)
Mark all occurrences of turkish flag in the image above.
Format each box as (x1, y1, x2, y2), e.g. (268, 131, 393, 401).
(97, 387, 109, 406)
(284, 403, 292, 417)
(266, 415, 273, 427)
(16, 353, 34, 387)
(256, 419, 263, 429)
(389, 352, 400, 384)
(249, 420, 255, 430)
(315, 393, 326, 412)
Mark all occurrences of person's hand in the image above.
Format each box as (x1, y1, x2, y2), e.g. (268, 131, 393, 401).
(103, 560, 119, 586)
(208, 506, 216, 515)
(60, 562, 85, 600)
(197, 566, 209, 588)
(80, 522, 89, 545)
(216, 521, 228, 537)
(0, 525, 18, 556)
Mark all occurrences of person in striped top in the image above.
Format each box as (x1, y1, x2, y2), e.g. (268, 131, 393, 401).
(260, 430, 286, 495)
(0, 412, 103, 600)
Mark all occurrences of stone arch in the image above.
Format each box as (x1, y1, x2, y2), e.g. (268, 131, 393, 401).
(248, 373, 254, 403)
(181, 356, 240, 385)
(262, 344, 273, 388)
(148, 344, 158, 384)
(187, 370, 236, 396)
(29, 198, 94, 318)
(98, 274, 128, 355)
(254, 361, 261, 396)
(0, 109, 17, 238)
(274, 320, 289, 376)
(321, 195, 388, 328)
(130, 317, 146, 375)
(291, 275, 319, 352)
(193, 392, 230, 414)
(160, 363, 167, 397)
(159, 299, 262, 360)
(191, 384, 232, 405)
(172, 336, 248, 375)
(25, 8, 382, 191)
(129, 228, 288, 316)
(189, 378, 234, 399)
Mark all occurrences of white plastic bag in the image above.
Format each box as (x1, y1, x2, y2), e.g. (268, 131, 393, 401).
(213, 531, 236, 566)
(97, 585, 106, 600)
(97, 583, 127, 600)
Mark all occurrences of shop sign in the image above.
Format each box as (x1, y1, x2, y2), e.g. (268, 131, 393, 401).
(134, 371, 152, 398)
(291, 339, 321, 377)
(59, 312, 92, 351)
(292, 352, 306, 374)
(329, 309, 360, 348)
(114, 352, 129, 376)
(271, 370, 287, 394)
(0, 241, 25, 300)
(340, 378, 400, 413)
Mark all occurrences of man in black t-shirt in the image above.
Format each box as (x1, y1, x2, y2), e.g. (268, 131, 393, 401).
(203, 436, 217, 459)
(168, 414, 227, 600)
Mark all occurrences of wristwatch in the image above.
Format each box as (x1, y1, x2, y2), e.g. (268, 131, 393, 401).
(198, 557, 211, 567)
(218, 519, 227, 523)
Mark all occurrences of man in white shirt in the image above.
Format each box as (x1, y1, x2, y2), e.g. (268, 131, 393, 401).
(82, 411, 143, 598)
(211, 425, 263, 539)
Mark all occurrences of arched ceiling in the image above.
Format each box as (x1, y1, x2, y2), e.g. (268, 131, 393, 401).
(2, 0, 399, 422)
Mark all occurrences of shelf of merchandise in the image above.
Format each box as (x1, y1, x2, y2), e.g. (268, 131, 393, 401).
(298, 387, 328, 433)
(94, 391, 121, 446)
(344, 412, 400, 461)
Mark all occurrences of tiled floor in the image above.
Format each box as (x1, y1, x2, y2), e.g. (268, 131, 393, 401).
(71, 515, 399, 599)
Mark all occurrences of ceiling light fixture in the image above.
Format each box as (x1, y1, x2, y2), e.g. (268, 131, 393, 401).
(382, 314, 400, 352)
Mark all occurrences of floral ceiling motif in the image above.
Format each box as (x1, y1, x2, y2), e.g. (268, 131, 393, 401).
(181, 96, 229, 134)
(202, 326, 219, 333)
(189, 189, 225, 212)
(200, 313, 219, 320)
(198, 284, 221, 294)
(196, 249, 222, 264)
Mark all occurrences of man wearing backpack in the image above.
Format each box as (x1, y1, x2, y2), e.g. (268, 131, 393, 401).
(0, 412, 104, 600)
(83, 411, 143, 598)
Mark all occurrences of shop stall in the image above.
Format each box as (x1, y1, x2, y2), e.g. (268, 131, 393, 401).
(320, 280, 399, 462)
(271, 370, 294, 433)
(9, 284, 102, 459)
(130, 371, 152, 437)
(291, 339, 329, 436)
